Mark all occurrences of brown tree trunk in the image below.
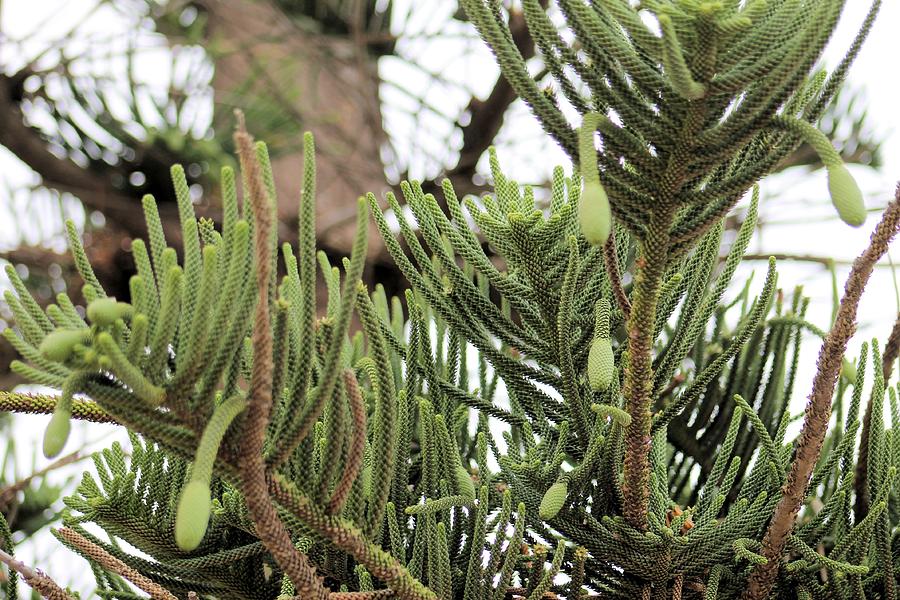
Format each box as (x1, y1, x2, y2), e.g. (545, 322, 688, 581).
(201, 0, 390, 258)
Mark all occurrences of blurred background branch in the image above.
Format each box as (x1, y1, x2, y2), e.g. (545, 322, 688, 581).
(0, 0, 883, 392)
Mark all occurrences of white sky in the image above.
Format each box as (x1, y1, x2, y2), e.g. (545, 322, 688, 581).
(0, 0, 899, 596)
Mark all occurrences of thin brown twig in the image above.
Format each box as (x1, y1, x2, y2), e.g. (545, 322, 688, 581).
(233, 112, 329, 600)
(739, 253, 895, 267)
(744, 185, 900, 600)
(0, 548, 74, 600)
(267, 475, 437, 600)
(55, 528, 177, 600)
(880, 312, 900, 379)
(0, 450, 83, 509)
(604, 230, 631, 320)
(327, 370, 367, 515)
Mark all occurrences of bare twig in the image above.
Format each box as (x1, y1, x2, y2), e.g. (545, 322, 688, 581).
(744, 185, 900, 600)
(0, 450, 83, 510)
(0, 548, 74, 600)
(55, 528, 177, 600)
(741, 253, 899, 267)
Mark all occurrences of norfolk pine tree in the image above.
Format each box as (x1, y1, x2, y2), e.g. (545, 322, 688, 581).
(3, 1, 900, 599)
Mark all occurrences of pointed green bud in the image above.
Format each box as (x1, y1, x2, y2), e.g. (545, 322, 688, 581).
(659, 14, 706, 100)
(39, 329, 90, 362)
(588, 337, 614, 391)
(539, 480, 568, 520)
(579, 182, 612, 246)
(827, 164, 866, 227)
(86, 298, 133, 326)
(43, 409, 71, 458)
(456, 465, 476, 500)
(175, 479, 212, 551)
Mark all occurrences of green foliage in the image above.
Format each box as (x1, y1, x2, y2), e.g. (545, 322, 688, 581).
(2, 1, 900, 599)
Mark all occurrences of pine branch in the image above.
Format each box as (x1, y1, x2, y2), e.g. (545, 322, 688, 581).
(269, 475, 437, 600)
(854, 311, 900, 520)
(55, 527, 178, 600)
(604, 230, 631, 320)
(0, 391, 114, 423)
(0, 548, 74, 600)
(745, 184, 900, 600)
(233, 113, 329, 599)
(326, 369, 367, 515)
(620, 209, 674, 531)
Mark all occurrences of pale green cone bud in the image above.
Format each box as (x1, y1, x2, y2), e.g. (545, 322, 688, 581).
(39, 329, 90, 362)
(456, 465, 476, 500)
(175, 479, 212, 551)
(827, 164, 866, 227)
(579, 182, 612, 246)
(539, 480, 568, 520)
(87, 298, 133, 326)
(43, 409, 71, 458)
(588, 337, 614, 391)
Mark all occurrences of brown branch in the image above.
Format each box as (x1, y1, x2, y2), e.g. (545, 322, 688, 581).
(327, 370, 367, 515)
(268, 475, 436, 600)
(740, 253, 898, 267)
(420, 4, 545, 199)
(0, 548, 74, 600)
(55, 528, 177, 600)
(881, 312, 900, 379)
(233, 114, 329, 599)
(0, 449, 83, 510)
(621, 208, 675, 531)
(744, 185, 900, 600)
(604, 230, 631, 319)
(0, 72, 172, 240)
(453, 7, 536, 177)
(854, 311, 900, 521)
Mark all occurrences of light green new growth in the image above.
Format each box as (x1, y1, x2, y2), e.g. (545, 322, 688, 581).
(175, 394, 246, 551)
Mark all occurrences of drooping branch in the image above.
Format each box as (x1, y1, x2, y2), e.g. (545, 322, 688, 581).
(55, 528, 178, 600)
(745, 185, 900, 600)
